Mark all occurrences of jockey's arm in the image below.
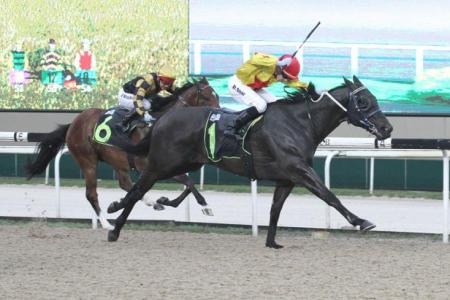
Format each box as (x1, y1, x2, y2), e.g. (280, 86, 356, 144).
(150, 94, 172, 112)
(133, 78, 154, 115)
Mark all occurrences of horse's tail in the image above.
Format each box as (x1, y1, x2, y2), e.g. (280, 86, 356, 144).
(25, 124, 71, 179)
(117, 127, 153, 156)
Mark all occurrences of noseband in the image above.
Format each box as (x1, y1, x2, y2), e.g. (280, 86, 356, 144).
(312, 86, 381, 133)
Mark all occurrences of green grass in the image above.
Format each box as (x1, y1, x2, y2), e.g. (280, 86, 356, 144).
(0, 176, 443, 200)
(0, 0, 188, 110)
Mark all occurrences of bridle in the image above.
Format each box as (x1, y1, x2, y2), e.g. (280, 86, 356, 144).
(347, 86, 381, 134)
(177, 82, 218, 107)
(310, 85, 381, 134)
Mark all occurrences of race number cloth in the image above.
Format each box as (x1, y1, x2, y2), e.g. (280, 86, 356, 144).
(204, 109, 262, 162)
(93, 107, 154, 148)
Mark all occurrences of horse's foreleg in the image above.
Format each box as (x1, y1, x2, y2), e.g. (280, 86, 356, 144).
(108, 173, 157, 242)
(107, 192, 140, 242)
(289, 162, 374, 230)
(266, 182, 294, 249)
(116, 168, 164, 210)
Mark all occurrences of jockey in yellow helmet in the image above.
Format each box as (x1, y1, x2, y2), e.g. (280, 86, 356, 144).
(226, 52, 308, 136)
(119, 65, 176, 131)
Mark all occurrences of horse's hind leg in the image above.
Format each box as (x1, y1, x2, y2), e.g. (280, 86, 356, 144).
(289, 161, 374, 230)
(116, 169, 134, 192)
(156, 174, 213, 216)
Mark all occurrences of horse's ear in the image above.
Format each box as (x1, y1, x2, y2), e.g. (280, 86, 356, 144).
(343, 77, 354, 89)
(200, 76, 208, 83)
(307, 82, 320, 99)
(353, 75, 363, 87)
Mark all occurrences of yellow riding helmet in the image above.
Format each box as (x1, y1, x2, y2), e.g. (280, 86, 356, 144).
(159, 65, 176, 84)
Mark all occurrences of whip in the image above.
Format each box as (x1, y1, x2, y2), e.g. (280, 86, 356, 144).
(292, 21, 321, 57)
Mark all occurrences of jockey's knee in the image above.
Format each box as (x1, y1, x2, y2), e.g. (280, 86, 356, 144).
(254, 102, 267, 114)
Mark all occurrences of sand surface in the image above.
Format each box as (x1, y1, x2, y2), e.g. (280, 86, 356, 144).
(1, 223, 449, 299)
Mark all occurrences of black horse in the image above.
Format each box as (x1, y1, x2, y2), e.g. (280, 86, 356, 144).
(108, 76, 393, 248)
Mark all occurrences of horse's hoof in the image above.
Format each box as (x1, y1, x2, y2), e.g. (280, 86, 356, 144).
(265, 241, 284, 249)
(360, 220, 376, 231)
(202, 207, 214, 216)
(156, 197, 170, 206)
(108, 230, 119, 242)
(153, 203, 165, 211)
(107, 201, 121, 214)
(197, 197, 208, 206)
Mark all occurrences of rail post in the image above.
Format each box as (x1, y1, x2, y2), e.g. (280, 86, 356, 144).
(324, 151, 340, 228)
(251, 180, 258, 237)
(443, 150, 449, 243)
(194, 42, 202, 74)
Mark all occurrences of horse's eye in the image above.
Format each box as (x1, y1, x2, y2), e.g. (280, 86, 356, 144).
(357, 97, 369, 110)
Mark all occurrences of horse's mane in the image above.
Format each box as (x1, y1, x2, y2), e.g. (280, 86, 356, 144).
(171, 80, 196, 97)
(275, 82, 320, 104)
(275, 82, 347, 106)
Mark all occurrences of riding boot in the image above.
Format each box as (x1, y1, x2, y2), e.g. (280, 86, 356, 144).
(224, 106, 260, 138)
(121, 109, 141, 132)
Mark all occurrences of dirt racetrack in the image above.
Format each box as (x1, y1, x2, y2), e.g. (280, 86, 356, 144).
(0, 223, 449, 300)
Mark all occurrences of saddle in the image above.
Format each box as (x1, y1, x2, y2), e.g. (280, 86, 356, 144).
(93, 107, 154, 148)
(204, 109, 262, 179)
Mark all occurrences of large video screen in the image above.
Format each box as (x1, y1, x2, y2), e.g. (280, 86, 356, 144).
(190, 0, 450, 115)
(0, 0, 188, 111)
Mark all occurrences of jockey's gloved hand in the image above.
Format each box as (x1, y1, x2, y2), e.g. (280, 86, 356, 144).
(276, 57, 292, 67)
(143, 112, 155, 122)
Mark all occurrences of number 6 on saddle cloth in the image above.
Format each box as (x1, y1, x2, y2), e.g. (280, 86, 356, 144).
(93, 107, 155, 147)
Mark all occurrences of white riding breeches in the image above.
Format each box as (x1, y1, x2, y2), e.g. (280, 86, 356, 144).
(117, 88, 151, 111)
(228, 75, 278, 113)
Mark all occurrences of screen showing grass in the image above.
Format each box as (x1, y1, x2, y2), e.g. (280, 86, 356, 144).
(0, 0, 188, 110)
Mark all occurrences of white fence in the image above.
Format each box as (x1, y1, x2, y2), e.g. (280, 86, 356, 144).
(190, 39, 450, 80)
(0, 140, 449, 243)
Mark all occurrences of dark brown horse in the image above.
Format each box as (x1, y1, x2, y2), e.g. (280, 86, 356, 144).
(107, 76, 393, 247)
(25, 78, 220, 229)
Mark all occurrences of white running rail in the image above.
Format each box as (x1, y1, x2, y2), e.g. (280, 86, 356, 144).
(0, 137, 449, 242)
(190, 39, 450, 79)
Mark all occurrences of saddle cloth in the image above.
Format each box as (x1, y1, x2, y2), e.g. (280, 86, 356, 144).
(204, 109, 262, 162)
(93, 107, 154, 148)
